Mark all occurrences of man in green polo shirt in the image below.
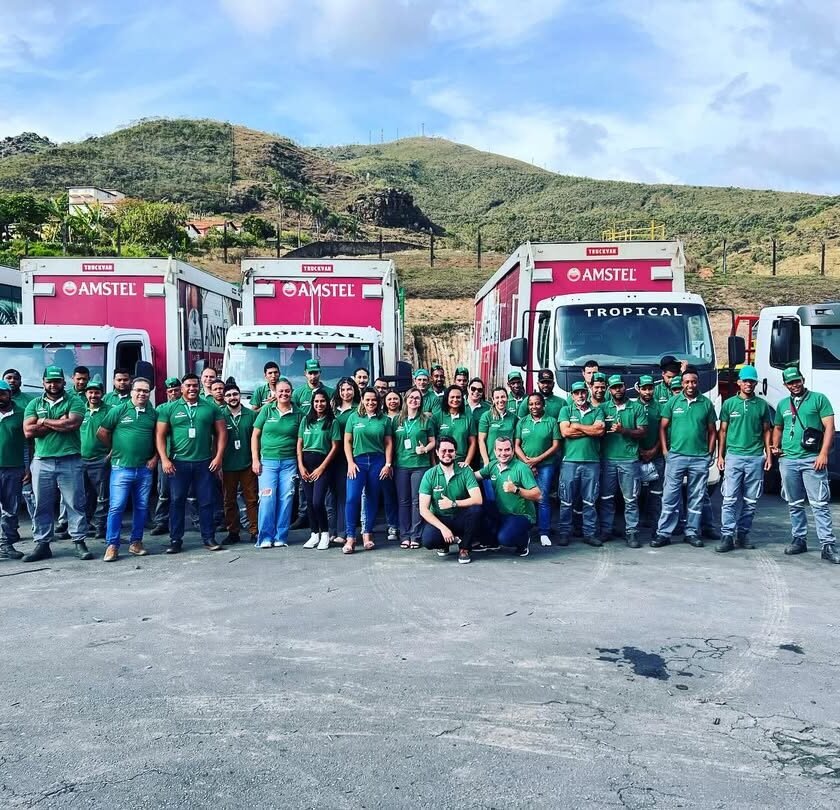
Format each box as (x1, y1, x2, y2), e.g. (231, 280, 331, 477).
(771, 365, 839, 563)
(453, 366, 469, 393)
(419, 436, 483, 564)
(637, 375, 664, 530)
(221, 382, 258, 546)
(22, 365, 91, 562)
(430, 364, 447, 401)
(599, 375, 647, 548)
(506, 370, 527, 414)
(0, 380, 27, 560)
(97, 377, 158, 561)
(103, 368, 132, 407)
(156, 372, 227, 554)
(249, 362, 281, 411)
(80, 376, 112, 540)
(653, 356, 682, 405)
(413, 369, 442, 415)
(652, 365, 716, 549)
(518, 369, 565, 419)
(557, 381, 605, 546)
(3, 368, 35, 521)
(151, 376, 183, 535)
(715, 365, 772, 553)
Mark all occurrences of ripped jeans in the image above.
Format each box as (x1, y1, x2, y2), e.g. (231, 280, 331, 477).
(557, 461, 600, 538)
(780, 457, 836, 546)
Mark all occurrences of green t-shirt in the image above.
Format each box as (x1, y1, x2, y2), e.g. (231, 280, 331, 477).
(158, 398, 224, 462)
(773, 390, 834, 459)
(661, 394, 716, 457)
(345, 412, 393, 456)
(720, 394, 771, 457)
(291, 384, 334, 414)
(478, 458, 538, 522)
(602, 398, 648, 461)
(435, 411, 476, 463)
(0, 404, 26, 467)
(298, 416, 341, 455)
(25, 393, 86, 458)
(101, 402, 158, 468)
(103, 390, 131, 408)
(419, 464, 480, 518)
(80, 403, 113, 461)
(478, 410, 518, 461)
(421, 390, 442, 415)
(393, 414, 437, 469)
(515, 414, 560, 465)
(639, 399, 662, 452)
(558, 403, 604, 463)
(222, 407, 257, 471)
(519, 393, 565, 420)
(254, 406, 301, 460)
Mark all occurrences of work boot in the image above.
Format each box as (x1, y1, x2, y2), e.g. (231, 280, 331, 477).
(701, 526, 721, 541)
(820, 544, 840, 564)
(150, 524, 168, 536)
(75, 541, 94, 560)
(54, 524, 70, 540)
(649, 535, 671, 548)
(164, 541, 183, 555)
(735, 533, 756, 550)
(22, 543, 52, 563)
(103, 544, 119, 562)
(128, 541, 148, 556)
(715, 535, 735, 553)
(684, 535, 705, 548)
(221, 532, 241, 545)
(204, 541, 223, 551)
(0, 542, 24, 560)
(582, 535, 602, 547)
(625, 532, 641, 549)
(555, 535, 570, 547)
(290, 515, 309, 531)
(784, 537, 808, 555)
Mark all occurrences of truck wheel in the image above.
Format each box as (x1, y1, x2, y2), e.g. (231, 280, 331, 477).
(764, 459, 781, 496)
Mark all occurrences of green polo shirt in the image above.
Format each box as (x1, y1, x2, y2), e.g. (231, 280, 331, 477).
(25, 393, 85, 458)
(661, 393, 716, 457)
(291, 384, 334, 414)
(11, 390, 33, 407)
(467, 400, 491, 424)
(653, 380, 672, 405)
(639, 399, 662, 452)
(80, 403, 113, 461)
(345, 412, 393, 456)
(103, 391, 131, 408)
(101, 402, 158, 468)
(478, 458, 538, 522)
(519, 393, 565, 420)
(478, 410, 518, 461)
(515, 414, 560, 465)
(507, 396, 526, 415)
(249, 382, 274, 409)
(254, 406, 301, 460)
(420, 390, 442, 415)
(774, 390, 834, 459)
(435, 411, 476, 464)
(602, 398, 648, 461)
(720, 394, 771, 456)
(0, 404, 26, 467)
(419, 464, 480, 519)
(393, 414, 437, 469)
(298, 416, 341, 455)
(558, 404, 604, 463)
(222, 407, 257, 471)
(158, 398, 224, 462)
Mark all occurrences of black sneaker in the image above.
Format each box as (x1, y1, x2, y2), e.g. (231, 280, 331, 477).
(458, 549, 472, 564)
(518, 539, 530, 557)
(684, 535, 705, 548)
(821, 544, 840, 564)
(23, 543, 53, 562)
(582, 536, 602, 547)
(0, 543, 24, 560)
(649, 535, 671, 548)
(701, 526, 721, 541)
(75, 541, 94, 560)
(165, 541, 183, 555)
(735, 533, 756, 550)
(625, 532, 641, 549)
(784, 538, 807, 555)
(222, 532, 241, 545)
(715, 535, 735, 553)
(150, 524, 168, 536)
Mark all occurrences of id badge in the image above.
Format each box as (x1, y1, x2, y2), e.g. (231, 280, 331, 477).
(234, 440, 241, 450)
(404, 438, 413, 450)
(188, 427, 197, 439)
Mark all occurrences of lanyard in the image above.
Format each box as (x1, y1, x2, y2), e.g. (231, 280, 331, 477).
(182, 402, 198, 429)
(229, 411, 242, 437)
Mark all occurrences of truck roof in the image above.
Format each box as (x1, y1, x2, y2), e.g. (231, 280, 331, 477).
(0, 324, 147, 341)
(0, 265, 21, 287)
(242, 257, 396, 281)
(227, 325, 382, 344)
(760, 303, 840, 326)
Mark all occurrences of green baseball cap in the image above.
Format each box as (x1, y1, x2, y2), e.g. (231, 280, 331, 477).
(607, 374, 623, 387)
(571, 381, 588, 392)
(413, 368, 429, 378)
(455, 366, 469, 376)
(638, 375, 655, 386)
(782, 366, 803, 383)
(165, 376, 181, 388)
(670, 375, 683, 389)
(43, 365, 65, 381)
(592, 372, 607, 382)
(304, 359, 321, 372)
(430, 363, 444, 371)
(85, 376, 104, 391)
(507, 370, 523, 382)
(0, 380, 10, 392)
(738, 365, 759, 381)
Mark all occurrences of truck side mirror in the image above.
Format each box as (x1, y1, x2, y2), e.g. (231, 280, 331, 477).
(396, 360, 413, 391)
(510, 337, 528, 368)
(727, 335, 745, 367)
(135, 360, 155, 388)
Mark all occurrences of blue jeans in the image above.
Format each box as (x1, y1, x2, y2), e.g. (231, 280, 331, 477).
(600, 460, 641, 535)
(557, 461, 600, 538)
(534, 464, 554, 534)
(720, 454, 764, 537)
(0, 466, 23, 543)
(481, 480, 531, 551)
(257, 457, 297, 544)
(657, 453, 708, 538)
(169, 459, 216, 545)
(394, 466, 425, 542)
(361, 477, 398, 534)
(779, 457, 836, 545)
(106, 466, 153, 546)
(31, 455, 87, 544)
(345, 453, 385, 538)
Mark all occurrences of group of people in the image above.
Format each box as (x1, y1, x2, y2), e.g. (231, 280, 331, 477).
(0, 351, 837, 566)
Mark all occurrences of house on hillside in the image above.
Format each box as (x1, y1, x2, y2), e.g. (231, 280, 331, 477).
(68, 187, 125, 214)
(185, 219, 240, 241)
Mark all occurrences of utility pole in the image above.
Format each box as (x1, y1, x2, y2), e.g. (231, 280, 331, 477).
(116, 223, 121, 256)
(771, 239, 776, 276)
(429, 228, 435, 268)
(421, 122, 425, 137)
(821, 241, 826, 276)
(378, 229, 383, 259)
(276, 221, 281, 257)
(223, 222, 228, 264)
(721, 238, 726, 275)
(477, 226, 482, 270)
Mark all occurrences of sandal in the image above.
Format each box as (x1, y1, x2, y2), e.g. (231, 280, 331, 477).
(400, 538, 412, 549)
(362, 534, 375, 551)
(409, 540, 421, 549)
(342, 539, 356, 555)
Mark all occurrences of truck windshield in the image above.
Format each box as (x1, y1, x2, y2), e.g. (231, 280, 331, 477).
(553, 303, 714, 368)
(812, 327, 840, 369)
(0, 343, 107, 390)
(226, 342, 374, 393)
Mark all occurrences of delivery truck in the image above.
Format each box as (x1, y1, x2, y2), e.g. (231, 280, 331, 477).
(223, 258, 408, 402)
(475, 240, 718, 400)
(0, 264, 22, 325)
(0, 257, 240, 401)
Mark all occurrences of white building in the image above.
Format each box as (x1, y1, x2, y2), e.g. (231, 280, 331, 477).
(68, 187, 125, 214)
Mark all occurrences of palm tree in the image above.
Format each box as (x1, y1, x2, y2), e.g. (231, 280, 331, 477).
(307, 198, 329, 241)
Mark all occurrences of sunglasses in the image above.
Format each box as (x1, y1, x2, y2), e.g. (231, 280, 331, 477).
(469, 386, 484, 392)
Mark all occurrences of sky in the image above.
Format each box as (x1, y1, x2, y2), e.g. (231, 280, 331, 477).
(2, 0, 839, 194)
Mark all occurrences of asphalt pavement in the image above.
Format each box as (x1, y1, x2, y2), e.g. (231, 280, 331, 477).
(2, 492, 840, 809)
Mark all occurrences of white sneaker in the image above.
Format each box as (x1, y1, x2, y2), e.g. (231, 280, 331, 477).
(317, 532, 330, 550)
(258, 539, 272, 549)
(273, 540, 288, 548)
(303, 532, 319, 549)
(540, 535, 552, 547)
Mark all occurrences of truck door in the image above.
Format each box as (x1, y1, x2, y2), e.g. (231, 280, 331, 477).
(765, 316, 800, 406)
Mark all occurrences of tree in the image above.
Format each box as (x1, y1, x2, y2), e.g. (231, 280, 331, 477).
(114, 199, 189, 251)
(0, 193, 50, 241)
(242, 215, 276, 241)
(307, 197, 329, 240)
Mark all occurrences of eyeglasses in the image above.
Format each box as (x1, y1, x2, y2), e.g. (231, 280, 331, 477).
(133, 389, 151, 394)
(469, 386, 484, 393)
(438, 448, 456, 454)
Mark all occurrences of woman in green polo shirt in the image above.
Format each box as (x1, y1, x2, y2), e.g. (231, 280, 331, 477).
(465, 377, 490, 423)
(436, 385, 477, 467)
(297, 389, 340, 550)
(328, 377, 361, 544)
(343, 387, 394, 554)
(393, 387, 437, 549)
(379, 390, 402, 540)
(478, 387, 517, 466)
(252, 377, 300, 548)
